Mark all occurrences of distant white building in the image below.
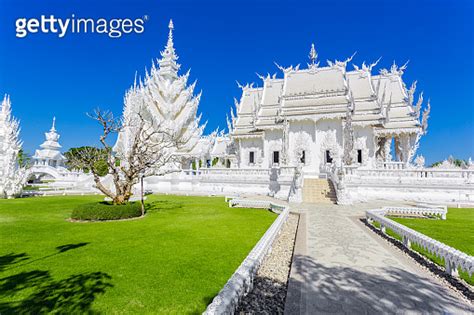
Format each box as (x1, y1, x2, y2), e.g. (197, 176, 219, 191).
(28, 118, 88, 188)
(32, 117, 66, 168)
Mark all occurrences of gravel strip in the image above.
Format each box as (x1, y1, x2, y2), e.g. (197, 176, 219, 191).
(237, 213, 299, 314)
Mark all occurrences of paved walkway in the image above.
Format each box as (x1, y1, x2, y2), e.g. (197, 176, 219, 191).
(285, 202, 473, 314)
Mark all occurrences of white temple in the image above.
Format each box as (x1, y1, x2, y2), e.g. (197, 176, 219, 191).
(5, 20, 470, 204)
(33, 117, 66, 168)
(140, 25, 472, 205)
(229, 45, 429, 172)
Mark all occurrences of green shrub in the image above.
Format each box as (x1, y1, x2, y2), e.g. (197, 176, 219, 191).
(71, 202, 142, 221)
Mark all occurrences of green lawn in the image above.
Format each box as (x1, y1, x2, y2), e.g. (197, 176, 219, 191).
(382, 208, 473, 285)
(0, 195, 276, 314)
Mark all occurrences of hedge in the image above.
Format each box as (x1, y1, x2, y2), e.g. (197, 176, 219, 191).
(71, 202, 142, 221)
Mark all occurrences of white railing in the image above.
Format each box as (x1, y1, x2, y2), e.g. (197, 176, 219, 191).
(376, 161, 407, 170)
(345, 167, 473, 181)
(204, 199, 290, 314)
(199, 168, 270, 177)
(228, 198, 287, 214)
(366, 207, 473, 277)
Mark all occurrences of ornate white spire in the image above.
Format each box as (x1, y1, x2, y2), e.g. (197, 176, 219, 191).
(51, 116, 56, 131)
(158, 19, 180, 80)
(43, 117, 60, 146)
(0, 95, 27, 198)
(308, 43, 319, 68)
(115, 19, 205, 163)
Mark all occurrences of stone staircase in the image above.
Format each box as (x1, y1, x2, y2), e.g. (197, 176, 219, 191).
(302, 178, 337, 204)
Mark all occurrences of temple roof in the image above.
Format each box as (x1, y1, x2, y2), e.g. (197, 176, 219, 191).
(232, 87, 263, 136)
(186, 136, 215, 157)
(231, 45, 424, 137)
(256, 79, 284, 128)
(238, 88, 263, 115)
(210, 136, 230, 157)
(33, 118, 66, 162)
(284, 67, 346, 96)
(33, 149, 65, 161)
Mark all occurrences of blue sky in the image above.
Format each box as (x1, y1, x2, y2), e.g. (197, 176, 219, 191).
(0, 0, 473, 164)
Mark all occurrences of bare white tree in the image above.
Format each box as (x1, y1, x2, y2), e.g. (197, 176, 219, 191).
(68, 109, 186, 213)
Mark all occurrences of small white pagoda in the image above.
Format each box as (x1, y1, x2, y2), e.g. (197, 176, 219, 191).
(33, 117, 66, 168)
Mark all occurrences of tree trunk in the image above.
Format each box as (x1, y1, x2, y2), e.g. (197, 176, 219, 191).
(112, 195, 127, 205)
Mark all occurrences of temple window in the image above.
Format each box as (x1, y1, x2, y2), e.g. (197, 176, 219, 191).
(300, 151, 306, 164)
(325, 150, 333, 164)
(273, 151, 280, 165)
(357, 150, 363, 164)
(249, 151, 255, 165)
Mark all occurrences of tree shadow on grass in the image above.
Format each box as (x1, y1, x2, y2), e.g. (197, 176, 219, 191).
(3, 243, 90, 271)
(0, 270, 113, 314)
(0, 253, 29, 272)
(0, 246, 112, 313)
(56, 242, 89, 253)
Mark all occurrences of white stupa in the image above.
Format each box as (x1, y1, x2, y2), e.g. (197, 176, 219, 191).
(33, 117, 66, 168)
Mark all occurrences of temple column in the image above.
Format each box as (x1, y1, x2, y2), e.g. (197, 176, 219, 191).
(383, 136, 393, 162)
(394, 136, 402, 162)
(282, 120, 289, 166)
(398, 134, 412, 164)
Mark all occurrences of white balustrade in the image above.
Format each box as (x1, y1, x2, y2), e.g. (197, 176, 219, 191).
(345, 167, 473, 183)
(366, 207, 473, 278)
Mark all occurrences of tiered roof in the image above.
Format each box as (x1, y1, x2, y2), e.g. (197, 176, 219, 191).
(232, 87, 263, 136)
(231, 45, 425, 138)
(255, 78, 284, 128)
(33, 117, 66, 163)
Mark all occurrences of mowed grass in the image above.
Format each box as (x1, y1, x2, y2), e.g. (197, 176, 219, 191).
(0, 195, 276, 314)
(383, 208, 473, 285)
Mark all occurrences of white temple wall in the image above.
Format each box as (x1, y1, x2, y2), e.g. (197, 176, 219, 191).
(263, 130, 283, 168)
(314, 119, 344, 171)
(288, 120, 317, 172)
(238, 138, 264, 168)
(143, 172, 294, 200)
(344, 183, 474, 205)
(353, 126, 377, 167)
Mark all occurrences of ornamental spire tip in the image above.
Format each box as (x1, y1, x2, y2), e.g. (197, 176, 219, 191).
(309, 43, 318, 67)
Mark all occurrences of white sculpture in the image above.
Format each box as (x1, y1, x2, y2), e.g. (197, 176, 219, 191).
(115, 19, 205, 172)
(414, 155, 425, 168)
(0, 95, 27, 198)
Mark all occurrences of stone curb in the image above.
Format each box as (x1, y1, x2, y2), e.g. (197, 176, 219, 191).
(203, 199, 290, 315)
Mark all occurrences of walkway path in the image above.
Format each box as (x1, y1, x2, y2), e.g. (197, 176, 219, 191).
(285, 202, 473, 314)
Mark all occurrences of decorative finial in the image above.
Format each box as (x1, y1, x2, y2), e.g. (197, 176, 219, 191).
(166, 19, 174, 48)
(309, 43, 318, 66)
(51, 116, 56, 131)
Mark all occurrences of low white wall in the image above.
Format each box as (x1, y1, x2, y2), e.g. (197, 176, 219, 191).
(143, 168, 296, 201)
(345, 183, 473, 204)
